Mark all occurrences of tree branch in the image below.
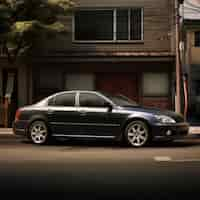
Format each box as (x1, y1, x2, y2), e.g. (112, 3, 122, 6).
(3, 40, 13, 63)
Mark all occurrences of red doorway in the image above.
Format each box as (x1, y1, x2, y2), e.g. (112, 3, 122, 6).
(96, 73, 139, 102)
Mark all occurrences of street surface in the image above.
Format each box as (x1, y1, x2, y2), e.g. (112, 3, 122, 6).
(0, 134, 200, 199)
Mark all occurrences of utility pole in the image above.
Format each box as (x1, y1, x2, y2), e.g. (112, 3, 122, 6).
(175, 0, 184, 113)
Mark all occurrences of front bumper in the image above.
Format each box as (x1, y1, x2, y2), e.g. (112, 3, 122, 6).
(152, 122, 189, 140)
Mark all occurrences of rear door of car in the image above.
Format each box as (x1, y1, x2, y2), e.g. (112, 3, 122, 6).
(47, 92, 80, 135)
(76, 92, 121, 137)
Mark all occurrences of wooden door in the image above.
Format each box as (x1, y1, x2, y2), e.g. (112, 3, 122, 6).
(96, 73, 139, 102)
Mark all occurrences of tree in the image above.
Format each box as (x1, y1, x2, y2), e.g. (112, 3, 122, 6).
(0, 0, 74, 63)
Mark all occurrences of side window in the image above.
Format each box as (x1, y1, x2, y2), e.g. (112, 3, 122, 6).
(54, 93, 75, 106)
(48, 97, 55, 106)
(80, 93, 107, 107)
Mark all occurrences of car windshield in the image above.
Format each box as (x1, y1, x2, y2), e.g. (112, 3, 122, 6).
(102, 93, 138, 106)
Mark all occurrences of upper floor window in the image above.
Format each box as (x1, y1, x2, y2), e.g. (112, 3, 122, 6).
(142, 73, 169, 97)
(195, 31, 200, 47)
(74, 8, 143, 42)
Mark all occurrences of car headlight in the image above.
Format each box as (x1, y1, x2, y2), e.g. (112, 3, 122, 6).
(155, 115, 176, 124)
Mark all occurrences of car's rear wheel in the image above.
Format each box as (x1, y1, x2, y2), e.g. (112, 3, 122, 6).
(125, 121, 150, 147)
(29, 121, 49, 145)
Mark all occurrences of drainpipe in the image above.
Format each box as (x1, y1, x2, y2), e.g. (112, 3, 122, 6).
(179, 1, 188, 120)
(183, 73, 188, 120)
(175, 0, 184, 114)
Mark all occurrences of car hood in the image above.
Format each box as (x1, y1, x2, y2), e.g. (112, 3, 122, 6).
(121, 105, 184, 122)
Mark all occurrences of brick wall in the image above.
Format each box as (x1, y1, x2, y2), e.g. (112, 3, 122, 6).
(142, 97, 171, 110)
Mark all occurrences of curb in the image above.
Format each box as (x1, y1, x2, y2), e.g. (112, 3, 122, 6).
(186, 134, 200, 139)
(189, 127, 200, 134)
(0, 128, 13, 135)
(0, 128, 200, 136)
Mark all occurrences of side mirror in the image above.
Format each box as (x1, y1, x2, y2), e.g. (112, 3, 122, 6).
(104, 102, 113, 112)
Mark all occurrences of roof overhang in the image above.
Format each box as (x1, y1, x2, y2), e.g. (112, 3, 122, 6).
(32, 51, 175, 63)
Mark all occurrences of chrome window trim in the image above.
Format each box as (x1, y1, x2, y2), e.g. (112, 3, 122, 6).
(78, 91, 116, 108)
(141, 7, 144, 41)
(77, 91, 80, 106)
(128, 8, 131, 40)
(75, 91, 79, 107)
(44, 91, 78, 107)
(113, 9, 117, 41)
(40, 90, 116, 108)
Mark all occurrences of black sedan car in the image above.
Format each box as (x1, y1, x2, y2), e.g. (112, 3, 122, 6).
(13, 91, 189, 147)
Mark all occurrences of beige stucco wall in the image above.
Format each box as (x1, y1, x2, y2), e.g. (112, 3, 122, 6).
(191, 47, 200, 65)
(187, 31, 200, 65)
(185, 30, 200, 112)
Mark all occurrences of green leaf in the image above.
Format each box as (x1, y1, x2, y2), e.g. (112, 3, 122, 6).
(47, 0, 74, 12)
(41, 21, 66, 33)
(0, 0, 74, 61)
(11, 21, 38, 33)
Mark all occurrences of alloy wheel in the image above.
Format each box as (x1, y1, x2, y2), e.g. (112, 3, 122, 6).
(29, 121, 48, 144)
(126, 121, 149, 147)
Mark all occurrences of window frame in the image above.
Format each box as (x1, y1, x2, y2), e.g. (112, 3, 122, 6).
(195, 31, 200, 47)
(78, 91, 114, 108)
(142, 72, 170, 97)
(48, 92, 77, 107)
(72, 7, 144, 43)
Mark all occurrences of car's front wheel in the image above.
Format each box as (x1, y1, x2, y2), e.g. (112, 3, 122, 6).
(125, 121, 150, 147)
(29, 120, 49, 145)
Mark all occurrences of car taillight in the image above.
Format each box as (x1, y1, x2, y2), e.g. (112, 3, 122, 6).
(15, 109, 21, 122)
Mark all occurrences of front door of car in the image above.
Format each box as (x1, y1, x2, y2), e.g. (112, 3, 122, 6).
(77, 92, 121, 137)
(47, 92, 80, 135)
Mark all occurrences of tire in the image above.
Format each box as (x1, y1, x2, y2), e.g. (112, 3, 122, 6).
(124, 120, 150, 147)
(29, 120, 49, 145)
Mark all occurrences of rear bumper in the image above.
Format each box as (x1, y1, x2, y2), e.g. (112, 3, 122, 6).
(152, 122, 189, 140)
(12, 120, 28, 137)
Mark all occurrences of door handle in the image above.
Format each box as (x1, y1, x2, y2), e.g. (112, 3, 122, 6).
(79, 110, 87, 116)
(47, 110, 54, 115)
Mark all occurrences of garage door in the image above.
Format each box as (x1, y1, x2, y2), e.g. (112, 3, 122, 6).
(96, 73, 138, 102)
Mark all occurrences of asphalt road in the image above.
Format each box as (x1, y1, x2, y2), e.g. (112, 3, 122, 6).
(0, 135, 200, 200)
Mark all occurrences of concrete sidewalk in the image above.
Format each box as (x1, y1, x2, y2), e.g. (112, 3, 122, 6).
(189, 127, 200, 134)
(0, 128, 13, 135)
(0, 127, 200, 135)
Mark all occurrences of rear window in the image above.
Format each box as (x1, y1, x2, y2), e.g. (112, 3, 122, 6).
(48, 93, 76, 106)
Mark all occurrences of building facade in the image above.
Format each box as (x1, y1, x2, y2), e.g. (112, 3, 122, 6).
(0, 0, 176, 127)
(184, 20, 200, 123)
(182, 0, 200, 123)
